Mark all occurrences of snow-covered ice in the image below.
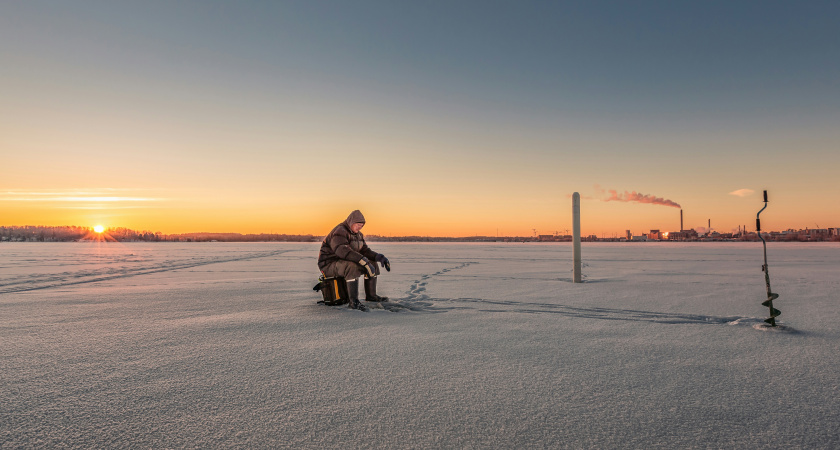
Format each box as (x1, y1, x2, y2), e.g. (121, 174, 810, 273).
(2, 241, 838, 448)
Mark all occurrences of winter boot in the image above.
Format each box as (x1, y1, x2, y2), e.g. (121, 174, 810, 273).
(347, 279, 368, 312)
(364, 276, 389, 302)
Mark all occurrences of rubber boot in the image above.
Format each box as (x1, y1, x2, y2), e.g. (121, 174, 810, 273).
(347, 279, 368, 311)
(364, 276, 389, 302)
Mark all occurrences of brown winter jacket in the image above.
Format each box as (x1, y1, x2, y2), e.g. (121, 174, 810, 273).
(318, 210, 380, 271)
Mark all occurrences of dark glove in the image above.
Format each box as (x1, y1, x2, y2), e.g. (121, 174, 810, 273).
(359, 257, 376, 278)
(375, 254, 391, 272)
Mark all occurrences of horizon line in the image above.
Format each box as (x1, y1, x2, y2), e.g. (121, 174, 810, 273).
(2, 224, 838, 240)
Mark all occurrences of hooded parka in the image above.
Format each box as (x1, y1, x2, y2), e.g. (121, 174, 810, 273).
(318, 210, 380, 273)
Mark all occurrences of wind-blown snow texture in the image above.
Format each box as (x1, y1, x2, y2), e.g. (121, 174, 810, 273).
(2, 242, 838, 448)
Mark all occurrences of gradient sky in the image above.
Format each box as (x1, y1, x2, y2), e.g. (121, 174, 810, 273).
(2, 1, 839, 237)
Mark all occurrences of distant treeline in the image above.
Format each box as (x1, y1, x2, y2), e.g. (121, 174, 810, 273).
(167, 232, 320, 242)
(2, 225, 106, 242)
(0, 226, 320, 242)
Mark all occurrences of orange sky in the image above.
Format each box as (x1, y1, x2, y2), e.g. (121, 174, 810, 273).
(2, 184, 834, 238)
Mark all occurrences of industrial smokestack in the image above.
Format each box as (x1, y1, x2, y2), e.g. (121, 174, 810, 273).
(680, 209, 684, 231)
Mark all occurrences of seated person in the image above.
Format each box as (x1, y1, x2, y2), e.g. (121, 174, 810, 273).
(318, 210, 390, 310)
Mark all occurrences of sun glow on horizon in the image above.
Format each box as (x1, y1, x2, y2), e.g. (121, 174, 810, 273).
(94, 225, 105, 233)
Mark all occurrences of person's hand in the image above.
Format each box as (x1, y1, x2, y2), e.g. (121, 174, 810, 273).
(359, 257, 376, 278)
(376, 254, 391, 272)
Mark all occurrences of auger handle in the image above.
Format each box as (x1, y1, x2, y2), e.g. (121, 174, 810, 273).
(756, 190, 769, 232)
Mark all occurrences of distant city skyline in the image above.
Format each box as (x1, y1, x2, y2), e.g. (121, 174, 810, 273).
(3, 1, 839, 237)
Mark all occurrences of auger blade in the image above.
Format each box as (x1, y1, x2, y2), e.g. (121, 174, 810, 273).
(761, 294, 779, 307)
(765, 317, 776, 326)
(770, 307, 781, 318)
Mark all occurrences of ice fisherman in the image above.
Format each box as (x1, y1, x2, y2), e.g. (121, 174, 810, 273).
(318, 210, 390, 310)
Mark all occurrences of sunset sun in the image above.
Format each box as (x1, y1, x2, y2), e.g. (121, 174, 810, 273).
(94, 225, 105, 233)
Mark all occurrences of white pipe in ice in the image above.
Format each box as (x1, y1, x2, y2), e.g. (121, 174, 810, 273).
(573, 192, 582, 283)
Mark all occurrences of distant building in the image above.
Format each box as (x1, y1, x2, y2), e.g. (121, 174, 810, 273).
(667, 229, 699, 241)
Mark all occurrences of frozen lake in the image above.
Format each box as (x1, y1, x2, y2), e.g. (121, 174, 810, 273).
(2, 242, 838, 448)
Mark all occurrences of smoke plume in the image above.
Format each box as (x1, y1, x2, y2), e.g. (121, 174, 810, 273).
(604, 190, 681, 208)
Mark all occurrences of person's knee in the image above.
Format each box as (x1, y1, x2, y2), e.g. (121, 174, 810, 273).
(350, 266, 365, 279)
(342, 261, 364, 280)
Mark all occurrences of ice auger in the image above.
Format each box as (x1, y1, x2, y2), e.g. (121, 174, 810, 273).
(756, 190, 780, 326)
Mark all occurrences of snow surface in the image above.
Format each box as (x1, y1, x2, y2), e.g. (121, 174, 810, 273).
(1, 241, 838, 448)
